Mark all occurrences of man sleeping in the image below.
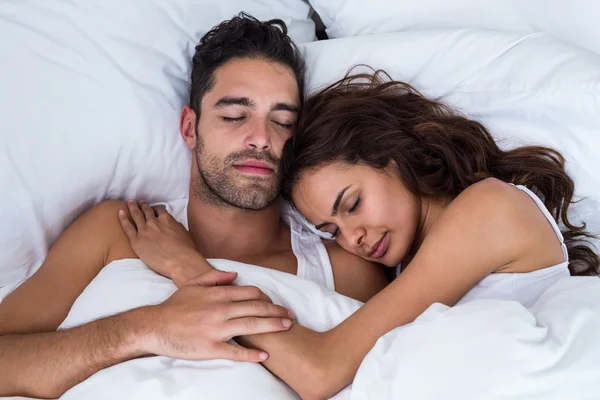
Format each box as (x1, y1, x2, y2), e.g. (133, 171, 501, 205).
(0, 14, 387, 398)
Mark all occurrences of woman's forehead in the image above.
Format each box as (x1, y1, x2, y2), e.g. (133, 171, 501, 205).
(292, 163, 362, 218)
(298, 162, 375, 188)
(296, 163, 349, 196)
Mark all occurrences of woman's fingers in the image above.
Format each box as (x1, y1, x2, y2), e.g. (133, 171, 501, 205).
(153, 205, 169, 218)
(118, 209, 138, 239)
(139, 200, 156, 221)
(127, 200, 146, 228)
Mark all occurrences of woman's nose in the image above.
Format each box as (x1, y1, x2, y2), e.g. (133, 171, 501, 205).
(345, 225, 365, 249)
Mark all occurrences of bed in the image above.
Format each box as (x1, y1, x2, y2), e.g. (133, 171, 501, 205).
(1, 1, 600, 399)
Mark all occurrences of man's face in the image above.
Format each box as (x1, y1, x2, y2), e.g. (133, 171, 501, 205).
(187, 58, 300, 210)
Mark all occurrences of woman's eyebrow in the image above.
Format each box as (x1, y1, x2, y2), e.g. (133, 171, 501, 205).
(314, 185, 351, 229)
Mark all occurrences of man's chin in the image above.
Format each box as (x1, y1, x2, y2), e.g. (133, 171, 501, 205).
(224, 184, 277, 210)
(236, 172, 278, 183)
(235, 199, 277, 211)
(236, 178, 278, 193)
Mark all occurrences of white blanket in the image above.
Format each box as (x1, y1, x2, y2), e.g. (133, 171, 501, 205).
(61, 259, 356, 400)
(3, 259, 596, 400)
(352, 277, 600, 400)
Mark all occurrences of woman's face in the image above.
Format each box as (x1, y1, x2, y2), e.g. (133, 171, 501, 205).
(292, 161, 422, 267)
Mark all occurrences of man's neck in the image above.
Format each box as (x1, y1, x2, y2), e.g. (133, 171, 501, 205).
(187, 193, 286, 260)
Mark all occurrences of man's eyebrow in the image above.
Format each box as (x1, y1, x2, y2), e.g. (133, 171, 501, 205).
(213, 97, 256, 109)
(314, 185, 351, 230)
(272, 102, 300, 114)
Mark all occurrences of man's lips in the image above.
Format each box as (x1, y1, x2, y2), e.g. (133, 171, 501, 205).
(367, 233, 389, 259)
(233, 159, 275, 175)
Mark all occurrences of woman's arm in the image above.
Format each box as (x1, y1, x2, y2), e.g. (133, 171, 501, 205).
(240, 180, 540, 399)
(118, 200, 215, 286)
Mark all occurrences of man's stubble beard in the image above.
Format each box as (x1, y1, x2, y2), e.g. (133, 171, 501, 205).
(191, 129, 281, 211)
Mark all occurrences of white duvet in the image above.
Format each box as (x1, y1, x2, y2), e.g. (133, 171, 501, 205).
(6, 259, 596, 400)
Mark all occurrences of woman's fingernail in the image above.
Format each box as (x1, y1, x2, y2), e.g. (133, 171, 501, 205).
(282, 319, 292, 328)
(118, 210, 125, 216)
(259, 352, 268, 361)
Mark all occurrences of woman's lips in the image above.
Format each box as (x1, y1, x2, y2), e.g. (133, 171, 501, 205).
(368, 232, 389, 259)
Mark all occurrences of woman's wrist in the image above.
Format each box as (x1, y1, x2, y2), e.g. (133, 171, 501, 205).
(167, 250, 214, 287)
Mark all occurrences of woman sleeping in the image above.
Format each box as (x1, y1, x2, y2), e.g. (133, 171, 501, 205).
(119, 70, 599, 399)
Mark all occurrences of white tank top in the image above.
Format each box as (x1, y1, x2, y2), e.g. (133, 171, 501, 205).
(457, 184, 571, 307)
(157, 199, 335, 292)
(280, 202, 336, 291)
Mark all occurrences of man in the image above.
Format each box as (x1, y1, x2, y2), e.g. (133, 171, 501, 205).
(0, 14, 387, 398)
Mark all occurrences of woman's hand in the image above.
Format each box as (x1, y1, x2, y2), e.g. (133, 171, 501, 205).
(237, 325, 343, 399)
(118, 200, 214, 287)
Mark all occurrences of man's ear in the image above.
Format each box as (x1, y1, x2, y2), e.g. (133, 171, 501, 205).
(180, 105, 197, 150)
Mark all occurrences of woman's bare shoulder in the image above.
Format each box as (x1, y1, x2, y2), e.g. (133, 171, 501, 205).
(439, 177, 564, 272)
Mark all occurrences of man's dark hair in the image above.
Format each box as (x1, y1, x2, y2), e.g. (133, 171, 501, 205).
(190, 12, 306, 116)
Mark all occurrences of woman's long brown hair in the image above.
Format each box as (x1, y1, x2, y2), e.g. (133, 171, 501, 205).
(280, 69, 599, 276)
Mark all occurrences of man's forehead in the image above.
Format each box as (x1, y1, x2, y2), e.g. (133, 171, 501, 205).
(205, 58, 300, 105)
(215, 57, 293, 78)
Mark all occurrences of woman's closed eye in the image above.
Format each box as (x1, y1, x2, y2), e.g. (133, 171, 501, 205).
(319, 197, 360, 238)
(348, 196, 361, 213)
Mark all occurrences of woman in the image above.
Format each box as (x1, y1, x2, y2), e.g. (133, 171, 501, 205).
(121, 71, 599, 399)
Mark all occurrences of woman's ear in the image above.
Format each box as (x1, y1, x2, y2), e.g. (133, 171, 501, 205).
(180, 105, 197, 150)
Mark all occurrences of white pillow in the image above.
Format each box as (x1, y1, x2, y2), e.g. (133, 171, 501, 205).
(309, 0, 600, 54)
(300, 30, 600, 240)
(0, 0, 315, 288)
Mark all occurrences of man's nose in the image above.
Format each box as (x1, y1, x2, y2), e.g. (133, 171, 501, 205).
(245, 118, 271, 151)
